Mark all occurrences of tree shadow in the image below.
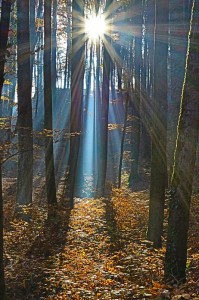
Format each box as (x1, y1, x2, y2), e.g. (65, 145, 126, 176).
(5, 198, 72, 300)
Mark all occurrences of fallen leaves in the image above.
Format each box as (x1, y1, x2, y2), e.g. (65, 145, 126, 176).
(2, 179, 199, 299)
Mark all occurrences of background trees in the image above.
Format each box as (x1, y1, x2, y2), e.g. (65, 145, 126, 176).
(0, 1, 12, 297)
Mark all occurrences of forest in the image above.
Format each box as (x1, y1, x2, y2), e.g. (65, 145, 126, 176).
(0, 0, 199, 299)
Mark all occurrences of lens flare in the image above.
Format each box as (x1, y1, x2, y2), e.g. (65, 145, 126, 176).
(85, 15, 106, 41)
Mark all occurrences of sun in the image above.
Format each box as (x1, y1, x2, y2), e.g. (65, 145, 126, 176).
(85, 15, 106, 41)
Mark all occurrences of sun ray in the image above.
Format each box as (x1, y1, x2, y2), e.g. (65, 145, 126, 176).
(85, 14, 106, 42)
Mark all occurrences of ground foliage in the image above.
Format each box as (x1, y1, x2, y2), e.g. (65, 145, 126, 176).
(2, 178, 199, 299)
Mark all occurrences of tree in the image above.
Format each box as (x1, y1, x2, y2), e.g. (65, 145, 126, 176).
(34, 0, 44, 125)
(68, 0, 85, 207)
(0, 0, 12, 297)
(52, 0, 57, 104)
(165, 0, 199, 283)
(17, 0, 33, 207)
(64, 0, 72, 89)
(44, 0, 57, 211)
(147, 0, 169, 248)
(118, 90, 129, 188)
(96, 0, 112, 196)
(168, 0, 191, 181)
(140, 0, 151, 161)
(128, 2, 142, 187)
(30, 0, 36, 75)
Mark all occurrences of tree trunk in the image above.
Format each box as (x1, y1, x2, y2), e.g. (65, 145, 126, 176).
(30, 0, 36, 75)
(96, 0, 112, 196)
(147, 0, 168, 248)
(141, 0, 151, 161)
(168, 0, 191, 182)
(118, 91, 129, 188)
(165, 0, 199, 283)
(128, 5, 142, 186)
(97, 42, 111, 196)
(44, 0, 57, 210)
(0, 1, 12, 297)
(17, 0, 33, 206)
(68, 0, 85, 207)
(34, 0, 44, 124)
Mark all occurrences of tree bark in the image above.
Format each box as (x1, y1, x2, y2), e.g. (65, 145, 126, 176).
(17, 0, 33, 206)
(128, 4, 142, 186)
(30, 0, 36, 75)
(96, 0, 112, 196)
(147, 0, 168, 248)
(118, 91, 129, 188)
(168, 0, 191, 182)
(141, 0, 151, 161)
(165, 0, 199, 283)
(44, 0, 57, 209)
(68, 0, 85, 207)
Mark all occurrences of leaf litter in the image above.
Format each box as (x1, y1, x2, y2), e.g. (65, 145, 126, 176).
(2, 179, 199, 299)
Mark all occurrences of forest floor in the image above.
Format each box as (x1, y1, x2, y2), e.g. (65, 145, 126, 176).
(2, 174, 199, 300)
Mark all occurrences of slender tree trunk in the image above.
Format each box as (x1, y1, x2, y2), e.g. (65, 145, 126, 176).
(44, 0, 57, 209)
(30, 0, 36, 75)
(128, 5, 142, 186)
(116, 45, 122, 90)
(34, 0, 43, 122)
(97, 42, 111, 196)
(96, 0, 112, 196)
(147, 0, 169, 248)
(141, 0, 151, 161)
(17, 0, 33, 206)
(68, 0, 85, 207)
(165, 0, 199, 283)
(95, 40, 101, 195)
(64, 0, 72, 89)
(85, 43, 93, 113)
(118, 91, 129, 188)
